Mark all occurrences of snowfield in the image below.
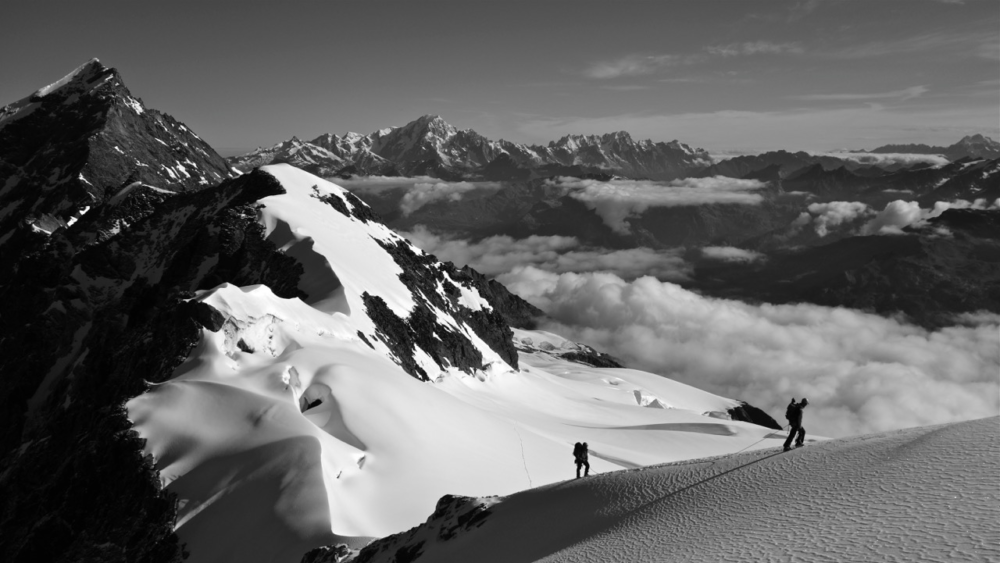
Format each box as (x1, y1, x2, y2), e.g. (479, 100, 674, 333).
(353, 416, 1000, 563)
(126, 165, 794, 563)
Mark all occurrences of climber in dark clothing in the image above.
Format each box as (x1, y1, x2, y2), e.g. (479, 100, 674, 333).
(783, 398, 808, 451)
(573, 442, 590, 478)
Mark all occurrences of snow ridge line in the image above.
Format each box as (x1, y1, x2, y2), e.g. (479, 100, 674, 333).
(722, 424, 790, 460)
(511, 422, 533, 488)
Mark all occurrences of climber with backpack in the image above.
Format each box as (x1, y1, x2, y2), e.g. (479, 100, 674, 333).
(783, 397, 808, 451)
(573, 442, 590, 478)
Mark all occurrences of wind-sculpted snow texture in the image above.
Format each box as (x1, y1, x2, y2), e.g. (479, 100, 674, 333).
(124, 190, 786, 563)
(340, 417, 1000, 563)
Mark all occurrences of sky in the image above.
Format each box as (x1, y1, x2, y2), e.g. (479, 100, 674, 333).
(1, 1, 997, 154)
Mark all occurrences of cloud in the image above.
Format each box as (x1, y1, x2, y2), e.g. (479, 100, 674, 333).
(808, 152, 950, 168)
(497, 266, 1000, 438)
(861, 200, 924, 235)
(832, 30, 998, 59)
(401, 227, 691, 280)
(601, 85, 652, 92)
(804, 201, 874, 236)
(547, 176, 768, 234)
(335, 175, 426, 189)
(399, 181, 500, 215)
(701, 246, 765, 263)
(861, 198, 1000, 235)
(583, 54, 698, 79)
(977, 41, 1000, 61)
(335, 176, 502, 215)
(705, 41, 803, 57)
(584, 41, 799, 80)
(792, 86, 928, 102)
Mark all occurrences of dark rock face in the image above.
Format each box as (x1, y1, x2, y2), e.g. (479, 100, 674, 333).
(364, 237, 521, 378)
(694, 208, 1000, 329)
(561, 349, 625, 369)
(918, 158, 1000, 205)
(0, 170, 301, 563)
(320, 494, 494, 563)
(0, 59, 236, 257)
(301, 544, 355, 563)
(697, 150, 851, 179)
(308, 181, 535, 379)
(449, 265, 543, 329)
(728, 402, 782, 430)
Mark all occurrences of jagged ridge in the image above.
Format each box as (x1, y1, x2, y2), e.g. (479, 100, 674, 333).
(229, 115, 713, 181)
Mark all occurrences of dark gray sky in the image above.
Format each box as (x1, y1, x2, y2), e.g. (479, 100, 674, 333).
(2, 1, 997, 154)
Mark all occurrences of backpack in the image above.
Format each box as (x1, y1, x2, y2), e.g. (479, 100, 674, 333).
(785, 399, 797, 422)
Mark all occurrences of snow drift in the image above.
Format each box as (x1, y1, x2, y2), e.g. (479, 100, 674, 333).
(126, 165, 782, 563)
(345, 416, 999, 563)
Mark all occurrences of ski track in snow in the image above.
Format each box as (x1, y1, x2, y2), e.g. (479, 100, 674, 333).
(380, 417, 999, 563)
(512, 422, 533, 489)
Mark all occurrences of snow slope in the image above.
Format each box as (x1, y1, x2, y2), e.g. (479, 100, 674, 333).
(352, 416, 999, 563)
(126, 165, 788, 563)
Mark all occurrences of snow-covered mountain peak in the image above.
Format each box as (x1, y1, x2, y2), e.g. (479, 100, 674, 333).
(956, 133, 998, 149)
(394, 114, 459, 142)
(256, 163, 520, 378)
(665, 139, 698, 153)
(229, 116, 714, 180)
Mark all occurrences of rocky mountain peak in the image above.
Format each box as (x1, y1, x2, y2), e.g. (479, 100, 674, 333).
(956, 134, 997, 147)
(0, 59, 236, 252)
(230, 116, 714, 180)
(406, 114, 459, 139)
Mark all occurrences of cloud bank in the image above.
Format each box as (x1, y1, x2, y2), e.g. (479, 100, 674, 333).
(498, 267, 1000, 438)
(584, 54, 697, 79)
(793, 85, 928, 102)
(548, 176, 767, 234)
(401, 227, 691, 280)
(809, 151, 949, 168)
(701, 246, 765, 263)
(706, 41, 803, 57)
(862, 198, 1000, 235)
(585, 41, 801, 79)
(336, 176, 502, 215)
(803, 201, 874, 236)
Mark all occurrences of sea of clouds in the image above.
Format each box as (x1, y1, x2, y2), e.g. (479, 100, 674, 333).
(402, 226, 691, 280)
(789, 198, 1000, 238)
(387, 179, 1000, 438)
(546, 176, 767, 234)
(335, 176, 502, 215)
(497, 267, 999, 438)
(810, 152, 950, 168)
(862, 198, 1000, 235)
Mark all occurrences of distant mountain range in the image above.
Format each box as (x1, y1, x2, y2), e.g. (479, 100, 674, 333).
(229, 115, 1000, 182)
(229, 115, 715, 181)
(868, 134, 1000, 160)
